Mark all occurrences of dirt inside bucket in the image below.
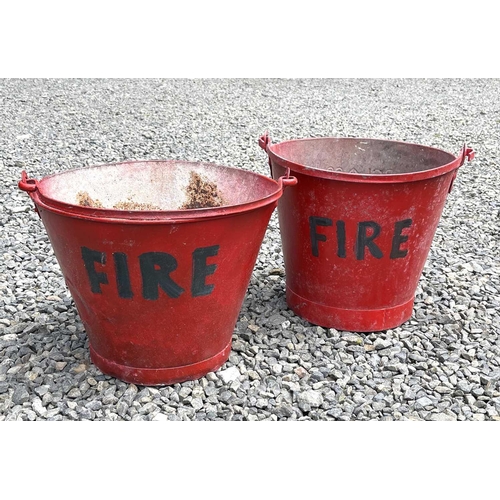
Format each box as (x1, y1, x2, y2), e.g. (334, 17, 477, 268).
(75, 171, 225, 211)
(113, 199, 160, 210)
(181, 171, 225, 209)
(76, 191, 160, 210)
(76, 191, 104, 208)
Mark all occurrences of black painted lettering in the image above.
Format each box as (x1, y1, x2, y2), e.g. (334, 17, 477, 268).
(310, 216, 333, 257)
(356, 221, 383, 260)
(336, 220, 346, 258)
(139, 252, 184, 300)
(81, 247, 108, 294)
(192, 245, 220, 297)
(390, 218, 413, 259)
(113, 252, 133, 299)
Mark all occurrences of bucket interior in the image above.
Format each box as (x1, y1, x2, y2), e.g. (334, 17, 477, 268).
(272, 138, 456, 175)
(37, 161, 277, 211)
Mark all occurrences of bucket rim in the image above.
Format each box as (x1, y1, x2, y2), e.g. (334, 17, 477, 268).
(266, 136, 464, 183)
(24, 159, 287, 224)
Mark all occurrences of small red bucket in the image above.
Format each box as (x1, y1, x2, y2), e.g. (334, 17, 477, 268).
(19, 160, 296, 385)
(259, 133, 475, 332)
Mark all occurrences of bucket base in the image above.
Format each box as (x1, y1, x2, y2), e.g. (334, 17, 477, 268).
(89, 342, 232, 386)
(286, 287, 414, 332)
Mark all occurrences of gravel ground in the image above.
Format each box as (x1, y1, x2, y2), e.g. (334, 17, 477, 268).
(1, 78, 499, 421)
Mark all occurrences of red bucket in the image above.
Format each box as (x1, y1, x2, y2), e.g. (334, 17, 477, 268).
(19, 160, 297, 385)
(259, 134, 475, 333)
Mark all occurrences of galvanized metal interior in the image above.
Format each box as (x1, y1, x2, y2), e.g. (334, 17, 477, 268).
(273, 138, 456, 175)
(38, 160, 277, 210)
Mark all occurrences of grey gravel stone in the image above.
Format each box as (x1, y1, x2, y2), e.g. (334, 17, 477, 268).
(416, 397, 434, 408)
(191, 398, 204, 411)
(152, 413, 169, 421)
(430, 412, 457, 421)
(116, 401, 128, 418)
(32, 398, 47, 417)
(218, 366, 240, 384)
(374, 338, 392, 350)
(12, 386, 30, 405)
(297, 390, 324, 410)
(457, 380, 472, 393)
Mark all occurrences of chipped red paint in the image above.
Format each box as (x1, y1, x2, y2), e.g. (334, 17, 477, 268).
(260, 134, 475, 332)
(19, 160, 296, 385)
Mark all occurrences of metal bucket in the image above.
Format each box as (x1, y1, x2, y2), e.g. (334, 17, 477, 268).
(19, 160, 297, 385)
(259, 133, 475, 332)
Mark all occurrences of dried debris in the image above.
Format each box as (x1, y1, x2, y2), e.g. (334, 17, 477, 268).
(76, 191, 159, 210)
(181, 171, 225, 209)
(113, 199, 160, 210)
(76, 191, 103, 208)
(77, 171, 225, 211)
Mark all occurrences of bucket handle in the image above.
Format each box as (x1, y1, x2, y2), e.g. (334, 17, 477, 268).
(260, 133, 297, 189)
(259, 131, 274, 176)
(448, 145, 475, 193)
(258, 131, 271, 152)
(18, 171, 41, 217)
(459, 145, 475, 166)
(19, 171, 38, 193)
(277, 171, 298, 190)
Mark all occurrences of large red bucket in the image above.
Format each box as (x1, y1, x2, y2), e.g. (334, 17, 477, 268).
(19, 160, 297, 385)
(260, 134, 475, 333)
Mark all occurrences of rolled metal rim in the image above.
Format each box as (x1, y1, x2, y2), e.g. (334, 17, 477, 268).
(20, 160, 295, 224)
(265, 136, 468, 184)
